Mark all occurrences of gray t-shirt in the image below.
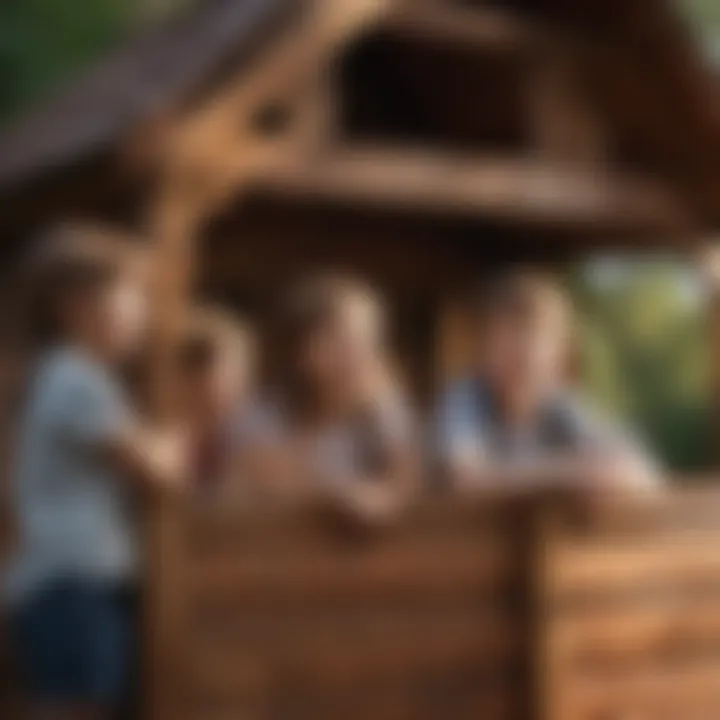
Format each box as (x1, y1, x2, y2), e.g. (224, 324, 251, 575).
(435, 378, 651, 483)
(4, 347, 136, 604)
(244, 392, 414, 487)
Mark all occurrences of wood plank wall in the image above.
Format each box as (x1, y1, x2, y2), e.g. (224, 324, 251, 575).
(540, 488, 720, 720)
(150, 497, 538, 720)
(147, 487, 720, 720)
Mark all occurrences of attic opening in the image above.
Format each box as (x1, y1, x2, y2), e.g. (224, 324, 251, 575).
(338, 32, 533, 153)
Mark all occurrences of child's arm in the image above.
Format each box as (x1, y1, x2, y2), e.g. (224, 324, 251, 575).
(447, 452, 655, 497)
(316, 400, 420, 522)
(53, 367, 187, 492)
(324, 448, 418, 523)
(103, 423, 187, 492)
(441, 397, 660, 495)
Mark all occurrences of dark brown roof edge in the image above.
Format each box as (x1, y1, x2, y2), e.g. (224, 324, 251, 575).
(0, 0, 294, 191)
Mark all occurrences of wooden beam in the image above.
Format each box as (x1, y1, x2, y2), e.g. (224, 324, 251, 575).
(385, 1, 541, 53)
(248, 146, 693, 234)
(143, 178, 203, 720)
(202, 228, 478, 293)
(157, 0, 396, 225)
(170, 0, 393, 173)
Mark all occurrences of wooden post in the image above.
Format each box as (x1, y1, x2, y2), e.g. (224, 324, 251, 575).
(143, 176, 201, 720)
(700, 245, 720, 468)
(436, 297, 472, 389)
(532, 503, 563, 720)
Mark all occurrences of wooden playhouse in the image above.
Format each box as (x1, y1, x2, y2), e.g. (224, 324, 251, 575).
(2, 1, 720, 718)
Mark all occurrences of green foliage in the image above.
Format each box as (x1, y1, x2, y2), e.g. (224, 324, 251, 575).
(0, 0, 129, 123)
(679, 0, 720, 63)
(576, 260, 712, 472)
(0, 0, 203, 125)
(682, 0, 720, 30)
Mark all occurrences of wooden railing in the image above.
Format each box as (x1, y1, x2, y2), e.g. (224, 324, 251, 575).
(540, 489, 720, 720)
(144, 486, 720, 720)
(148, 497, 534, 720)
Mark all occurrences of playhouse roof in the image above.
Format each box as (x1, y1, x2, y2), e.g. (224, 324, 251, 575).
(0, 0, 294, 190)
(0, 0, 719, 232)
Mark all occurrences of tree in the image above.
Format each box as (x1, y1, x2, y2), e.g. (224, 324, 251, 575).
(576, 258, 711, 471)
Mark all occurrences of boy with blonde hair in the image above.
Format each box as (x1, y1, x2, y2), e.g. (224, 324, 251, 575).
(436, 269, 658, 493)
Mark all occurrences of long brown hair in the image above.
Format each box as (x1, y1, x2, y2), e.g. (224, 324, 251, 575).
(273, 273, 390, 421)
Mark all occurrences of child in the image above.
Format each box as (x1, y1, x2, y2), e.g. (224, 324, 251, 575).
(5, 224, 186, 720)
(435, 269, 659, 494)
(177, 307, 255, 493)
(245, 274, 417, 519)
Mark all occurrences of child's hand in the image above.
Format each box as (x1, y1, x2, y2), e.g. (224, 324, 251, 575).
(149, 427, 190, 492)
(328, 481, 405, 526)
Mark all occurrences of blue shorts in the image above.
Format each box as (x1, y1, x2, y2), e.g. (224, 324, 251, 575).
(9, 577, 135, 706)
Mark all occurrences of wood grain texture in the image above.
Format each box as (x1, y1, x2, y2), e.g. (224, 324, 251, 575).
(542, 486, 720, 720)
(151, 496, 535, 720)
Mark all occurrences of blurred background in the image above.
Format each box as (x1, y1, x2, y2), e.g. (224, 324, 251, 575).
(2, 1, 720, 126)
(0, 0, 718, 472)
(2, 5, 720, 720)
(574, 257, 710, 472)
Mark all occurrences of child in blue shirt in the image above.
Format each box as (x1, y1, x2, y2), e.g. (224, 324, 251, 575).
(435, 270, 658, 494)
(5, 225, 186, 720)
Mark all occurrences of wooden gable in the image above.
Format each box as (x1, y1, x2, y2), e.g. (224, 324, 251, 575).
(0, 0, 718, 247)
